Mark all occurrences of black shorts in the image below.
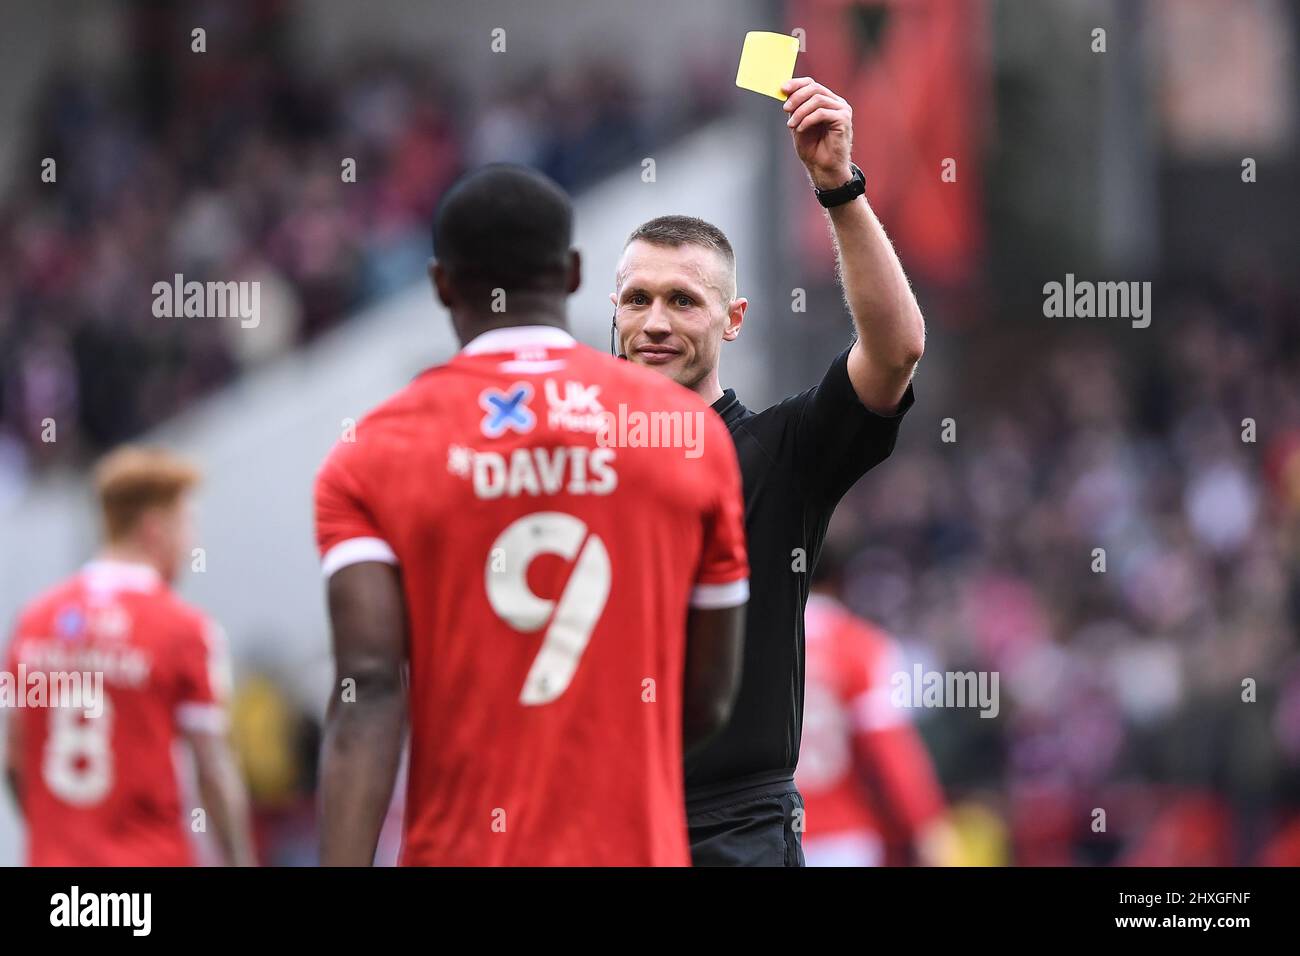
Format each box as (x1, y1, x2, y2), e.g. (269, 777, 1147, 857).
(685, 772, 806, 867)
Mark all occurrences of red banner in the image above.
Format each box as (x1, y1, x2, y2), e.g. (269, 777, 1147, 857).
(789, 0, 988, 287)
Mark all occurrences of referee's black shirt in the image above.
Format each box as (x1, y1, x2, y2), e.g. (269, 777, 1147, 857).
(684, 345, 915, 798)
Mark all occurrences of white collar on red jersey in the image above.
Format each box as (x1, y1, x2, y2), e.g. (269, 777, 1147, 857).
(805, 592, 839, 614)
(82, 559, 162, 592)
(461, 325, 576, 355)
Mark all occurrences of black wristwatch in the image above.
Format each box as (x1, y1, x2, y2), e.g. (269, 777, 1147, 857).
(813, 163, 866, 208)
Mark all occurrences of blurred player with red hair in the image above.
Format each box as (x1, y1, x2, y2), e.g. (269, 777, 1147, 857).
(3, 446, 255, 866)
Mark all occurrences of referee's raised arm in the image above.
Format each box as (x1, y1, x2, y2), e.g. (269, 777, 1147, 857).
(610, 76, 923, 866)
(781, 75, 926, 417)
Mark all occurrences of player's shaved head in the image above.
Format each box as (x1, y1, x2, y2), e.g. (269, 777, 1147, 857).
(431, 164, 580, 342)
(434, 164, 574, 295)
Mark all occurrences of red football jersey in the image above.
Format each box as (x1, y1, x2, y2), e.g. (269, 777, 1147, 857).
(4, 560, 228, 866)
(796, 594, 944, 865)
(314, 326, 748, 866)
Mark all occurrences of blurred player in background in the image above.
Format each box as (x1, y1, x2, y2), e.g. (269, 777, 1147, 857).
(315, 164, 749, 866)
(795, 545, 953, 866)
(3, 447, 255, 866)
(613, 77, 925, 865)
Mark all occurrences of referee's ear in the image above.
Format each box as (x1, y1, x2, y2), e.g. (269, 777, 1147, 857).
(723, 297, 747, 342)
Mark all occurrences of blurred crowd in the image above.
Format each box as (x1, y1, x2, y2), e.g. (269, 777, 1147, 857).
(0, 3, 714, 503)
(237, 269, 1300, 866)
(3, 0, 1297, 868)
(826, 269, 1300, 864)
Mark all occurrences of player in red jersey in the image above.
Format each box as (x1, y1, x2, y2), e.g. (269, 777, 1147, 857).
(795, 552, 952, 866)
(316, 165, 748, 867)
(3, 447, 255, 866)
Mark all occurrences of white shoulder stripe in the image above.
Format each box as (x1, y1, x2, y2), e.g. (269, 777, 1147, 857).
(321, 536, 399, 578)
(852, 687, 908, 731)
(689, 578, 749, 609)
(176, 702, 228, 735)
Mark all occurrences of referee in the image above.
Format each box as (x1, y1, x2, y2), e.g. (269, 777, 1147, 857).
(611, 76, 926, 865)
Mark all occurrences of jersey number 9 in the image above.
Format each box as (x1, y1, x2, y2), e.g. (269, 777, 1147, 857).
(485, 512, 611, 706)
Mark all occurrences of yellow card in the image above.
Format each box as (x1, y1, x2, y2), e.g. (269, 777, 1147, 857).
(735, 32, 800, 101)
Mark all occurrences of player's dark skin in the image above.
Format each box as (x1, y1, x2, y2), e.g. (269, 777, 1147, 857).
(3, 708, 19, 808)
(4, 764, 20, 809)
(320, 562, 409, 867)
(319, 257, 747, 866)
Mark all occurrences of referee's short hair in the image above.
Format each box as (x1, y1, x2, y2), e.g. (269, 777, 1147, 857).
(625, 215, 734, 268)
(624, 215, 737, 299)
(434, 164, 573, 292)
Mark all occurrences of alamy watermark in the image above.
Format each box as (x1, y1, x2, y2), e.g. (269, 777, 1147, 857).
(0, 667, 104, 717)
(540, 381, 706, 459)
(891, 665, 1000, 718)
(595, 405, 705, 459)
(50, 886, 151, 936)
(1043, 273, 1151, 328)
(152, 274, 260, 328)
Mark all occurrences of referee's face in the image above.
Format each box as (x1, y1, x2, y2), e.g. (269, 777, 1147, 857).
(613, 241, 744, 394)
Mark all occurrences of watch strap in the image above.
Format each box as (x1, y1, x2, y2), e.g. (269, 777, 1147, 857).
(814, 163, 866, 208)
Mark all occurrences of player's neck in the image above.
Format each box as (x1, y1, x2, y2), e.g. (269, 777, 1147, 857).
(98, 543, 165, 581)
(458, 312, 569, 346)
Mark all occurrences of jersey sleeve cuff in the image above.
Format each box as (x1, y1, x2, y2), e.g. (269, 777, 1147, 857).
(852, 687, 908, 731)
(321, 536, 399, 577)
(823, 346, 917, 419)
(689, 577, 749, 609)
(176, 702, 228, 735)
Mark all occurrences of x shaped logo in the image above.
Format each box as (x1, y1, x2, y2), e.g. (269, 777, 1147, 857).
(480, 383, 535, 438)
